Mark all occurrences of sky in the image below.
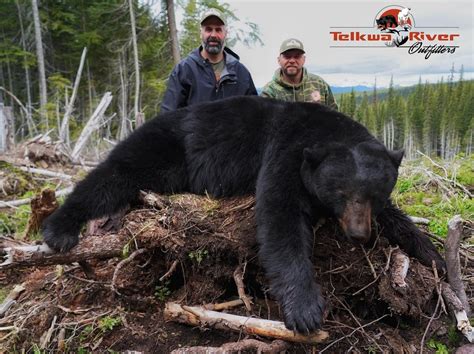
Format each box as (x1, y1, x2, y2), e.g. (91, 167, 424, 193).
(187, 0, 473, 88)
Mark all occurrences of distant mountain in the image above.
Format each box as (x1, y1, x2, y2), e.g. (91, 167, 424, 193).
(330, 85, 373, 94)
(256, 85, 374, 95)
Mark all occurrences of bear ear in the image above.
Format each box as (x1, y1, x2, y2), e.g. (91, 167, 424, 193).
(303, 146, 328, 167)
(388, 149, 404, 168)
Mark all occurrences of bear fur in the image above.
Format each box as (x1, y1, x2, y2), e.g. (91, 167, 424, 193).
(42, 96, 445, 334)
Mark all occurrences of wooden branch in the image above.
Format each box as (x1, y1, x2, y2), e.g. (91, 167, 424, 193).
(0, 86, 38, 122)
(71, 92, 113, 161)
(445, 215, 471, 316)
(441, 282, 474, 343)
(1, 194, 256, 268)
(159, 260, 179, 282)
(18, 166, 73, 180)
(0, 284, 25, 316)
(203, 299, 245, 311)
(164, 302, 329, 344)
(111, 248, 147, 295)
(408, 216, 430, 225)
(170, 339, 290, 354)
(233, 264, 252, 312)
(0, 186, 73, 208)
(60, 47, 87, 143)
(0, 234, 124, 268)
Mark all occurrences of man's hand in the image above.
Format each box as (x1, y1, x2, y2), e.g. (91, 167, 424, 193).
(311, 90, 321, 103)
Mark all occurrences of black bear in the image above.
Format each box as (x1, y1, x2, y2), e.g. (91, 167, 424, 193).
(42, 96, 444, 334)
(376, 15, 398, 30)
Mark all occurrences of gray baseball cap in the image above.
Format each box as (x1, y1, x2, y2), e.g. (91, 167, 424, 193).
(200, 8, 226, 26)
(279, 38, 305, 54)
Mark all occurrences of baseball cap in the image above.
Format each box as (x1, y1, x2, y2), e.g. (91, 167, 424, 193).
(200, 8, 226, 26)
(279, 38, 305, 54)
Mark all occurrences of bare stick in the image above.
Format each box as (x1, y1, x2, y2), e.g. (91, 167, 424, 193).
(233, 264, 252, 312)
(0, 234, 125, 268)
(0, 284, 25, 316)
(159, 260, 179, 282)
(60, 47, 87, 142)
(0, 186, 73, 209)
(40, 315, 57, 349)
(71, 92, 113, 161)
(171, 339, 290, 354)
(441, 282, 474, 343)
(445, 215, 471, 316)
(408, 216, 430, 225)
(164, 302, 329, 344)
(111, 249, 147, 295)
(319, 314, 389, 353)
(420, 291, 442, 353)
(0, 86, 38, 119)
(18, 166, 73, 180)
(203, 299, 244, 311)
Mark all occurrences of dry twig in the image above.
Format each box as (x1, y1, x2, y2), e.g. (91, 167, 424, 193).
(170, 339, 290, 353)
(164, 302, 328, 344)
(111, 248, 147, 295)
(233, 263, 252, 312)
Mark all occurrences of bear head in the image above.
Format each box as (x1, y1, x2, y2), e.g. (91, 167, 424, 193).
(301, 141, 404, 244)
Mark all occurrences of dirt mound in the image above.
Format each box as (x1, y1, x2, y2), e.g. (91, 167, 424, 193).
(0, 194, 471, 352)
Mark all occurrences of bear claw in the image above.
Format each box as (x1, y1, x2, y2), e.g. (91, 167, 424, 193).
(282, 283, 326, 334)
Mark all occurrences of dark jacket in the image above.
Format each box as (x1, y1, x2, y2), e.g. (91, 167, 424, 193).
(160, 47, 257, 112)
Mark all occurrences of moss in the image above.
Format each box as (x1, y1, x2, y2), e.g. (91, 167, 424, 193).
(0, 286, 11, 303)
(393, 156, 474, 238)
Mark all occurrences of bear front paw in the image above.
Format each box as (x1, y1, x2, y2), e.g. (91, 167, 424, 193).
(282, 283, 326, 334)
(42, 213, 81, 253)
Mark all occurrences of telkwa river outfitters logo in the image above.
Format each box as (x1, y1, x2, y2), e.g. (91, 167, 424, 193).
(330, 5, 460, 59)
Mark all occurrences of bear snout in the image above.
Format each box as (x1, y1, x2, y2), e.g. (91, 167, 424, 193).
(339, 200, 372, 244)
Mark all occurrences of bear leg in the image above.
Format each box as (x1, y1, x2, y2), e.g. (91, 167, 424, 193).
(256, 167, 325, 333)
(43, 120, 188, 252)
(377, 201, 446, 271)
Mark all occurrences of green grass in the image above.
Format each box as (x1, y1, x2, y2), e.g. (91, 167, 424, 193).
(393, 155, 473, 237)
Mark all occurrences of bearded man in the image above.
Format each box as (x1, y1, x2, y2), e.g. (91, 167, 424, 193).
(161, 8, 257, 112)
(261, 38, 338, 110)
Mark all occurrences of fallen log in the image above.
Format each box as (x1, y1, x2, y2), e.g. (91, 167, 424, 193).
(441, 282, 474, 343)
(445, 215, 471, 316)
(0, 234, 124, 268)
(0, 193, 256, 268)
(164, 302, 329, 345)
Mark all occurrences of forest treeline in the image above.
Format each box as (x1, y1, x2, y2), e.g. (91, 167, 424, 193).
(0, 0, 260, 146)
(0, 1, 472, 160)
(338, 73, 473, 159)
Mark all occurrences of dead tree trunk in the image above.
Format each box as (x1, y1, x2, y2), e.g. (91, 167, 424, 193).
(60, 47, 87, 144)
(166, 0, 181, 65)
(128, 0, 141, 128)
(31, 0, 48, 129)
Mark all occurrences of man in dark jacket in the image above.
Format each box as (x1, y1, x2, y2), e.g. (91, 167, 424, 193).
(161, 8, 257, 112)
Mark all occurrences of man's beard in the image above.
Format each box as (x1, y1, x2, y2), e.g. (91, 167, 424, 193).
(284, 66, 299, 77)
(203, 37, 223, 54)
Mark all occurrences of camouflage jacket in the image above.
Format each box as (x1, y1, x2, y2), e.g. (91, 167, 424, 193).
(260, 68, 338, 110)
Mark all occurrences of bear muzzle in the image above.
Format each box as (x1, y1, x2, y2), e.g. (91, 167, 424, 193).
(338, 200, 372, 244)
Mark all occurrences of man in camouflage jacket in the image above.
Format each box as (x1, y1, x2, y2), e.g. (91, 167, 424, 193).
(261, 38, 338, 110)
